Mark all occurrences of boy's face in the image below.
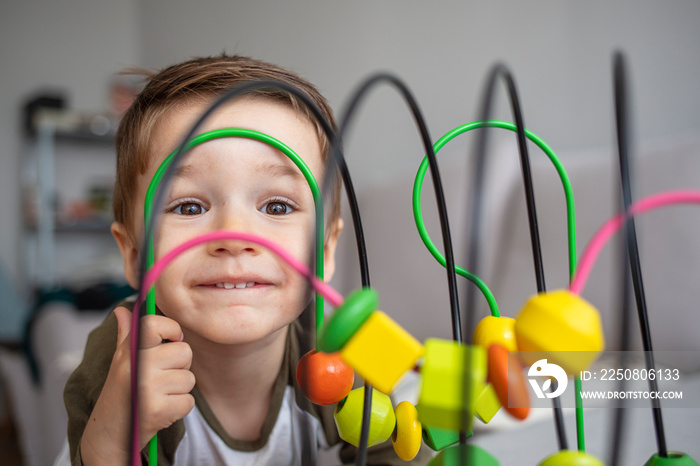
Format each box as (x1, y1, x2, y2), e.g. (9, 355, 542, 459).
(112, 97, 341, 345)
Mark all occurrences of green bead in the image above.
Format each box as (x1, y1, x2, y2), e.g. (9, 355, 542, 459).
(319, 288, 378, 353)
(421, 423, 465, 451)
(645, 452, 700, 466)
(428, 444, 499, 466)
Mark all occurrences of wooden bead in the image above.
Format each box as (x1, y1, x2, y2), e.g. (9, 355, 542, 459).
(416, 339, 486, 432)
(428, 444, 499, 466)
(421, 423, 463, 451)
(392, 401, 422, 461)
(644, 452, 700, 466)
(319, 288, 378, 353)
(474, 383, 501, 424)
(538, 450, 605, 465)
(515, 290, 604, 375)
(340, 310, 424, 395)
(487, 343, 529, 420)
(473, 315, 517, 352)
(333, 387, 396, 447)
(296, 349, 354, 405)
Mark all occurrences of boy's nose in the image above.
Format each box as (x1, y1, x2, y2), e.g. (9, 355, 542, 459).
(206, 235, 260, 257)
(206, 209, 261, 256)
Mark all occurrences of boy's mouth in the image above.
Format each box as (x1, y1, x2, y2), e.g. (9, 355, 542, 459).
(213, 281, 257, 289)
(197, 274, 271, 290)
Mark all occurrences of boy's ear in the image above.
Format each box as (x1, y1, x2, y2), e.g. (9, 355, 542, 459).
(111, 222, 140, 289)
(323, 218, 344, 282)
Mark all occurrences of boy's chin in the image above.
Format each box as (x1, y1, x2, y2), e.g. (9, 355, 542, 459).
(186, 318, 290, 347)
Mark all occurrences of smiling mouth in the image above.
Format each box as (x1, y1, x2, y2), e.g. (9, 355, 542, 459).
(211, 281, 258, 289)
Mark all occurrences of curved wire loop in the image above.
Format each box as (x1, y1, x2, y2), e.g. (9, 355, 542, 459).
(327, 72, 461, 465)
(413, 120, 578, 318)
(466, 63, 570, 451)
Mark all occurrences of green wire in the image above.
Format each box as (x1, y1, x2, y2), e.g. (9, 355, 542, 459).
(413, 121, 577, 315)
(413, 120, 586, 449)
(143, 128, 323, 465)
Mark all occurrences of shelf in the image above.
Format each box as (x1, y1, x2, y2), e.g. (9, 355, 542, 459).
(34, 109, 116, 145)
(25, 218, 112, 234)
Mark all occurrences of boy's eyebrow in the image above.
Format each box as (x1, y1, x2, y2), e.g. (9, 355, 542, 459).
(257, 160, 306, 181)
(173, 163, 197, 179)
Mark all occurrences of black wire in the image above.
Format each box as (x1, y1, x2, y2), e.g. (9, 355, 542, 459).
(613, 50, 668, 457)
(131, 79, 343, 466)
(466, 63, 568, 451)
(329, 72, 461, 466)
(609, 207, 632, 466)
(331, 73, 463, 342)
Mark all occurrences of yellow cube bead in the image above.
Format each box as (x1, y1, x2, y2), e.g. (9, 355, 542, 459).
(416, 339, 486, 432)
(515, 290, 605, 375)
(474, 383, 501, 424)
(340, 310, 424, 395)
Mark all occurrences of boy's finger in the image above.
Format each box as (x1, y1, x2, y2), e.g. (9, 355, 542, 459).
(113, 306, 133, 348)
(140, 315, 185, 350)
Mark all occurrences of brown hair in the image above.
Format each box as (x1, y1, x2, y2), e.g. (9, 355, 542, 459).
(113, 54, 340, 241)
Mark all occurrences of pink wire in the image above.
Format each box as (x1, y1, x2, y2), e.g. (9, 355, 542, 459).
(139, 230, 343, 306)
(129, 230, 344, 464)
(570, 190, 700, 295)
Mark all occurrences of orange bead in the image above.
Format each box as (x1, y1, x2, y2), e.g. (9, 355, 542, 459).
(296, 349, 354, 405)
(487, 343, 529, 420)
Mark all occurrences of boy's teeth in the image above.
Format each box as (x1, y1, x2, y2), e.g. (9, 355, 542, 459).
(215, 282, 255, 289)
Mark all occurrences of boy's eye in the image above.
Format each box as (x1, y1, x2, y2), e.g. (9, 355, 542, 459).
(173, 202, 207, 216)
(262, 201, 293, 216)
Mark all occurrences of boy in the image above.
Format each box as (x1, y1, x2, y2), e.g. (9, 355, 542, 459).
(61, 55, 429, 465)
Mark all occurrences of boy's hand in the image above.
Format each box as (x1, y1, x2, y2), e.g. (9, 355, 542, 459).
(80, 306, 196, 465)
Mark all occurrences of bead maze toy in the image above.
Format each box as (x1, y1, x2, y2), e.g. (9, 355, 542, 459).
(126, 51, 699, 465)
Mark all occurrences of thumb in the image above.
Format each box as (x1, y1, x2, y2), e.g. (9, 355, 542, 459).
(113, 306, 133, 348)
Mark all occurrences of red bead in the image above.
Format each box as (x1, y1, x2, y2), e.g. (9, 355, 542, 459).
(296, 349, 354, 405)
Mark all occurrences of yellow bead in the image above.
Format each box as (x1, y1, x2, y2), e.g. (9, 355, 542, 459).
(392, 401, 422, 461)
(538, 450, 605, 466)
(473, 315, 517, 352)
(340, 311, 424, 395)
(416, 339, 486, 432)
(515, 290, 604, 375)
(333, 387, 396, 447)
(474, 383, 501, 424)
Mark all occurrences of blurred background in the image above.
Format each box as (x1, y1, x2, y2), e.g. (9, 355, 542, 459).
(1, 1, 700, 464)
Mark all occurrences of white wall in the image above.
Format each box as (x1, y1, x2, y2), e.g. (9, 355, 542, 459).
(138, 0, 700, 188)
